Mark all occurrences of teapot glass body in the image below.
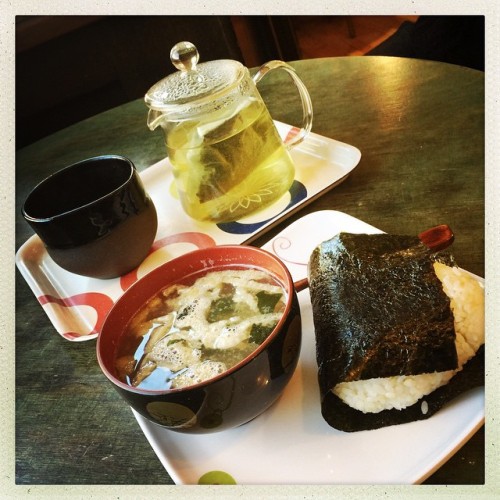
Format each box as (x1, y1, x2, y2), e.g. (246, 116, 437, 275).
(146, 43, 313, 223)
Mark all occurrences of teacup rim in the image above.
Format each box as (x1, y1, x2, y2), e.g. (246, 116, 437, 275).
(22, 154, 135, 223)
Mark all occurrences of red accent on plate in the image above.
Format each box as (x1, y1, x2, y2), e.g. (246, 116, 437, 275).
(38, 292, 115, 338)
(119, 231, 217, 291)
(285, 126, 300, 143)
(418, 224, 454, 252)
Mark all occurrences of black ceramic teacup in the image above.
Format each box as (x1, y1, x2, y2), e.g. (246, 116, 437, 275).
(22, 155, 158, 279)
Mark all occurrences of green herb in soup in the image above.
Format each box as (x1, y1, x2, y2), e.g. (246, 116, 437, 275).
(114, 269, 287, 390)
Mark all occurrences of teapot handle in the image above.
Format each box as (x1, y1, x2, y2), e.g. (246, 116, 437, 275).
(252, 61, 313, 148)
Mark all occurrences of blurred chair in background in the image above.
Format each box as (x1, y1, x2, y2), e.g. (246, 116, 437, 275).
(15, 16, 245, 149)
(367, 16, 484, 71)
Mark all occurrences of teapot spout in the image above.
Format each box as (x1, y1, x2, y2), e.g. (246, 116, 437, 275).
(146, 109, 165, 131)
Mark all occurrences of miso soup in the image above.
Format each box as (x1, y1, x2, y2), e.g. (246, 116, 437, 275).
(114, 268, 287, 390)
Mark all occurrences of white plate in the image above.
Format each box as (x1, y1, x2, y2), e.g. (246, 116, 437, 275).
(15, 124, 361, 341)
(132, 210, 485, 485)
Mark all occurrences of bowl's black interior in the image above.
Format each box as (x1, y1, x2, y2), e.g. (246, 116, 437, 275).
(24, 157, 132, 220)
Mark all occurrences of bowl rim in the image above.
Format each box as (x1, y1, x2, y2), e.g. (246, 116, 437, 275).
(22, 155, 135, 223)
(96, 244, 296, 395)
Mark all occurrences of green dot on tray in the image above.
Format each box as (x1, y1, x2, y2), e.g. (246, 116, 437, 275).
(198, 470, 237, 485)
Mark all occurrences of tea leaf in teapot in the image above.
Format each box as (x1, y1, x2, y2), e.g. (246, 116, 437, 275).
(196, 100, 265, 203)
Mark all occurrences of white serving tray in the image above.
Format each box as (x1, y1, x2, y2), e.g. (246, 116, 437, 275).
(133, 210, 484, 485)
(15, 123, 360, 341)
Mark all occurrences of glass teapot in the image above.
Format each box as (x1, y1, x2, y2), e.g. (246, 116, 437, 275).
(145, 41, 313, 223)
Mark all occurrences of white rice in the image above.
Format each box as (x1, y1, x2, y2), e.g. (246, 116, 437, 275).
(333, 262, 485, 413)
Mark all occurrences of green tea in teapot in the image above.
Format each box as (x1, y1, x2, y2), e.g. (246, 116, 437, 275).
(166, 97, 295, 222)
(145, 42, 312, 222)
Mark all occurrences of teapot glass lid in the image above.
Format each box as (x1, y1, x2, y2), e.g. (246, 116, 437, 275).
(144, 41, 246, 110)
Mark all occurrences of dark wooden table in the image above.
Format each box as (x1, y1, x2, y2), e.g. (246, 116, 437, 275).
(15, 56, 485, 485)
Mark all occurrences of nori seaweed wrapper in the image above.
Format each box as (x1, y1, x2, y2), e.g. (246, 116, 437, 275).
(308, 232, 484, 432)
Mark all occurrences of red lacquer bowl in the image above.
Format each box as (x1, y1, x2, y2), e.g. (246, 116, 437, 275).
(96, 245, 302, 434)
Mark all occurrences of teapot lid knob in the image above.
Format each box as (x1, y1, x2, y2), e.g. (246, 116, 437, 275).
(145, 41, 244, 113)
(170, 41, 199, 72)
